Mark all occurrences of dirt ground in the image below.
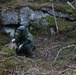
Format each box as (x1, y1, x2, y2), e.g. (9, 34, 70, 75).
(0, 33, 76, 75)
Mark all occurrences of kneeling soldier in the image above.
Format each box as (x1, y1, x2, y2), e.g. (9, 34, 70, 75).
(12, 26, 35, 58)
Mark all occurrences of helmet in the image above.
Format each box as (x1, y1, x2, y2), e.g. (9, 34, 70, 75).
(16, 26, 25, 36)
(17, 26, 25, 31)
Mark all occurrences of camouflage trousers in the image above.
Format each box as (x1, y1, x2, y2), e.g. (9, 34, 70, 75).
(16, 43, 35, 58)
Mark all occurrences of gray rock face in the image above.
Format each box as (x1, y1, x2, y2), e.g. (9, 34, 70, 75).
(1, 9, 18, 25)
(1, 6, 74, 26)
(19, 7, 31, 25)
(3, 27, 15, 37)
(20, 7, 48, 25)
(0, 7, 49, 37)
(41, 7, 69, 18)
(0, 7, 48, 26)
(49, 27, 56, 36)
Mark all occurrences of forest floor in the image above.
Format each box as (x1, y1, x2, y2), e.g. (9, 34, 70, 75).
(0, 0, 76, 75)
(0, 32, 76, 75)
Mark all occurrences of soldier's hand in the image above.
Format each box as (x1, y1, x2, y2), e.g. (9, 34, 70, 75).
(11, 39, 15, 43)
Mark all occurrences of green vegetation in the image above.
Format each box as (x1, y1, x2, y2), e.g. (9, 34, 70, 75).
(35, 24, 49, 35)
(66, 7, 74, 14)
(29, 20, 49, 36)
(29, 15, 76, 37)
(52, 36, 76, 70)
(0, 0, 76, 19)
(0, 0, 76, 74)
(0, 69, 2, 75)
(0, 0, 52, 10)
(45, 15, 76, 33)
(0, 33, 10, 50)
(1, 44, 15, 56)
(0, 33, 15, 56)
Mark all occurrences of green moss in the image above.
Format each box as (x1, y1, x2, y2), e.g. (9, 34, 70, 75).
(54, 5, 66, 13)
(66, 7, 74, 14)
(30, 23, 49, 36)
(29, 18, 49, 35)
(0, 69, 3, 75)
(44, 15, 76, 33)
(0, 33, 11, 50)
(15, 3, 52, 10)
(1, 44, 15, 56)
(69, 13, 76, 18)
(58, 20, 71, 31)
(42, 15, 56, 30)
(65, 7, 76, 18)
(0, 2, 52, 10)
(0, 0, 75, 16)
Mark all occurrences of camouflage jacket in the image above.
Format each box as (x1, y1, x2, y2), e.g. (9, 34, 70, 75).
(15, 28, 35, 47)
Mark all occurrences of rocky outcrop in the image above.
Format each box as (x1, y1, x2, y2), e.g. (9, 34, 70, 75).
(41, 7, 69, 19)
(3, 27, 15, 37)
(1, 6, 75, 26)
(41, 7, 76, 21)
(0, 7, 48, 26)
(1, 9, 18, 25)
(0, 6, 76, 37)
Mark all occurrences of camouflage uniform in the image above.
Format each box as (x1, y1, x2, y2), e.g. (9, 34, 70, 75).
(14, 26, 35, 57)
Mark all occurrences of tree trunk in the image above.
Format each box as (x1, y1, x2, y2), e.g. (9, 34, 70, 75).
(75, 0, 76, 11)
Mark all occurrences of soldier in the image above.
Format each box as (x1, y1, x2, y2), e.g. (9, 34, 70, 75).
(12, 26, 35, 58)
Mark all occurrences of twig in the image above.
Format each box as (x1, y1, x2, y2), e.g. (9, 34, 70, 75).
(52, 3, 59, 34)
(67, 1, 75, 9)
(59, 65, 76, 75)
(65, 65, 76, 69)
(72, 45, 76, 54)
(53, 44, 76, 63)
(59, 68, 73, 75)
(0, 56, 15, 63)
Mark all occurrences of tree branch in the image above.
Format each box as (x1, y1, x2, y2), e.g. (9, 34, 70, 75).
(53, 44, 76, 63)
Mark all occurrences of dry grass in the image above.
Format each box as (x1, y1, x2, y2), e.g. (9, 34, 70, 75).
(0, 33, 76, 75)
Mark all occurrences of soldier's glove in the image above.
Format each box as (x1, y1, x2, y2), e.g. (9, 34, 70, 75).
(18, 44, 23, 50)
(11, 39, 16, 43)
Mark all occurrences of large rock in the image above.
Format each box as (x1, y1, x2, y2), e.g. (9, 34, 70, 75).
(0, 7, 48, 25)
(1, 6, 75, 27)
(20, 7, 48, 25)
(19, 7, 32, 25)
(3, 27, 15, 37)
(1, 9, 18, 25)
(41, 7, 69, 19)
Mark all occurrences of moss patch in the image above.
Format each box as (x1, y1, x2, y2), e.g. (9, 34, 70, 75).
(1, 44, 15, 56)
(29, 15, 76, 36)
(0, 1, 52, 10)
(0, 33, 11, 50)
(44, 15, 76, 33)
